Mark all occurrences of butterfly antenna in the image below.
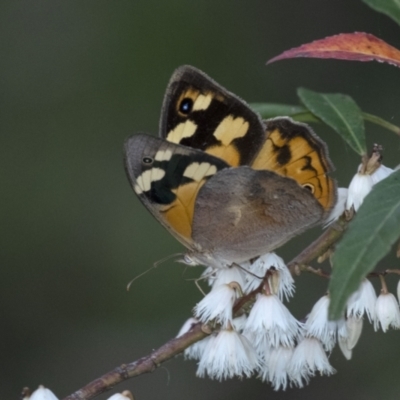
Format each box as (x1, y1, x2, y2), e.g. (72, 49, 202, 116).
(185, 268, 217, 296)
(126, 253, 183, 291)
(194, 278, 207, 297)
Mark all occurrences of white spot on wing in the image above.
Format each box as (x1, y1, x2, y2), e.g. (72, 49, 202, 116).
(135, 168, 166, 193)
(166, 121, 197, 143)
(151, 167, 166, 182)
(213, 116, 249, 145)
(155, 149, 173, 161)
(134, 184, 143, 194)
(192, 93, 213, 111)
(183, 162, 217, 182)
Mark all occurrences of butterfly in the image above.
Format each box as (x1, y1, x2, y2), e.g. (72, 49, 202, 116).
(124, 66, 337, 269)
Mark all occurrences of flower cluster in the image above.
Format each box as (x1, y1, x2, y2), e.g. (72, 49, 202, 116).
(178, 248, 400, 390)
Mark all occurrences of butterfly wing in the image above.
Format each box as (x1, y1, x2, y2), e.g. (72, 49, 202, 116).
(191, 166, 325, 264)
(159, 65, 266, 166)
(251, 117, 336, 216)
(124, 134, 229, 249)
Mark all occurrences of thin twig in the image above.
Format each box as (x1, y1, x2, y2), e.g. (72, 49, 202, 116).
(363, 112, 400, 138)
(62, 324, 208, 400)
(287, 215, 348, 275)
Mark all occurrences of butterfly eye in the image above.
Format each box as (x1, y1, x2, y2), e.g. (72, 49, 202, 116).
(142, 156, 154, 165)
(179, 98, 193, 115)
(303, 183, 315, 193)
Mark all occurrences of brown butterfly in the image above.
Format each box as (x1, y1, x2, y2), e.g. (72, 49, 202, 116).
(124, 66, 337, 269)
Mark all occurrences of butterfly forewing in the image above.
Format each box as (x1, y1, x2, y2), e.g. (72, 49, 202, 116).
(124, 134, 230, 247)
(159, 65, 267, 167)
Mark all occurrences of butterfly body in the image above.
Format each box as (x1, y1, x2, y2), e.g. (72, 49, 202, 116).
(124, 66, 337, 268)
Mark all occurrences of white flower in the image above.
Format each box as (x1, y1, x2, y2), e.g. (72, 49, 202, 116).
(338, 332, 351, 360)
(245, 256, 269, 293)
(245, 253, 294, 300)
(244, 294, 303, 348)
(197, 329, 259, 380)
(176, 317, 198, 338)
(375, 292, 400, 332)
(107, 392, 133, 400)
(289, 337, 335, 387)
(370, 164, 393, 185)
(259, 346, 294, 390)
(232, 314, 247, 332)
(194, 283, 238, 326)
(176, 318, 210, 360)
(30, 387, 59, 400)
(338, 317, 363, 360)
(347, 279, 377, 323)
(324, 187, 348, 226)
(212, 265, 246, 289)
(346, 171, 373, 211)
(201, 266, 215, 287)
(304, 295, 338, 351)
(184, 336, 211, 360)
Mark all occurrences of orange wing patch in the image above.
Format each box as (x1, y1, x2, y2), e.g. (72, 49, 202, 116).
(251, 124, 335, 211)
(160, 161, 218, 240)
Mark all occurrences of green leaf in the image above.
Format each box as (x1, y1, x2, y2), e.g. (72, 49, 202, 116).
(250, 103, 319, 122)
(329, 169, 400, 319)
(298, 88, 367, 155)
(363, 0, 400, 27)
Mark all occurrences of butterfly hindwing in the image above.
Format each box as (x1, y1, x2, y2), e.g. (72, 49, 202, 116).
(159, 65, 266, 167)
(192, 166, 325, 264)
(251, 117, 336, 216)
(124, 134, 230, 247)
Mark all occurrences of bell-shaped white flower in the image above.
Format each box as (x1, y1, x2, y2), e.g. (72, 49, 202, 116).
(245, 256, 268, 293)
(176, 317, 198, 338)
(30, 387, 59, 400)
(325, 187, 348, 226)
(176, 317, 210, 360)
(197, 328, 259, 380)
(184, 336, 211, 360)
(289, 337, 335, 387)
(338, 316, 363, 360)
(212, 265, 246, 289)
(244, 293, 303, 349)
(259, 346, 294, 390)
(347, 279, 377, 323)
(245, 253, 294, 300)
(370, 164, 393, 185)
(201, 266, 216, 287)
(232, 314, 247, 332)
(107, 392, 133, 400)
(375, 292, 400, 332)
(346, 171, 373, 212)
(304, 295, 339, 351)
(194, 283, 238, 327)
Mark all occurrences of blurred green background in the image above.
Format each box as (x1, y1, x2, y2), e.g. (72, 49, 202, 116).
(2, 1, 400, 399)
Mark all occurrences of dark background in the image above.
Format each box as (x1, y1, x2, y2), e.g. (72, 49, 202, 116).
(2, 1, 400, 399)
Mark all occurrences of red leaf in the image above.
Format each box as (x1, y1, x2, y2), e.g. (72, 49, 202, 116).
(267, 32, 400, 68)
